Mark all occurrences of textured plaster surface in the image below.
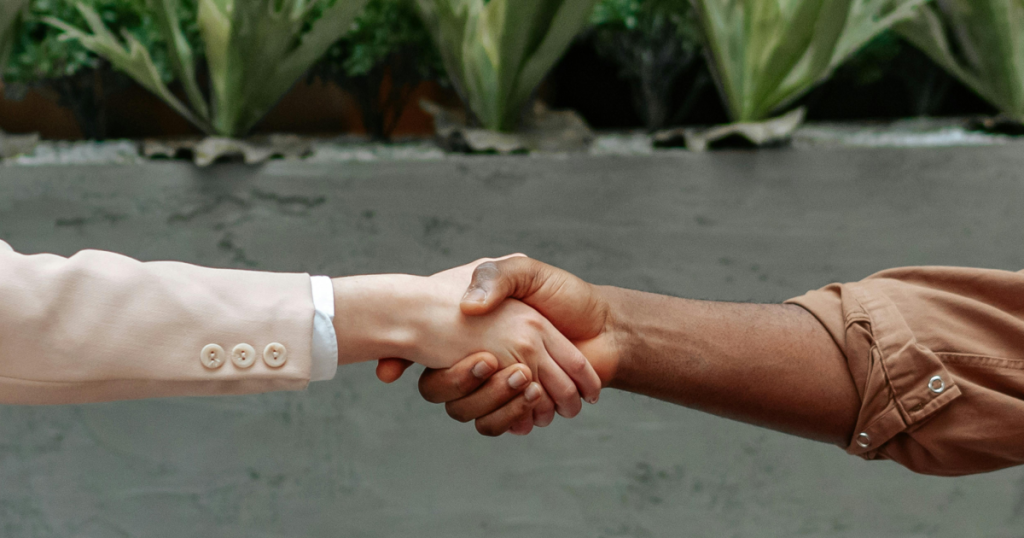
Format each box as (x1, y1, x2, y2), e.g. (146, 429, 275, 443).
(0, 147, 1023, 537)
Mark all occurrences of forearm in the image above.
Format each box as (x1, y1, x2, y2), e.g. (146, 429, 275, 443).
(598, 286, 860, 446)
(332, 274, 424, 366)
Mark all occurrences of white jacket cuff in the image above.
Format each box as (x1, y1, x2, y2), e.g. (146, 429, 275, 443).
(309, 276, 338, 382)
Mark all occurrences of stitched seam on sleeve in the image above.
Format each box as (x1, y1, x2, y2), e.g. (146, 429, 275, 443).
(843, 290, 909, 419)
(937, 352, 1024, 370)
(845, 282, 962, 425)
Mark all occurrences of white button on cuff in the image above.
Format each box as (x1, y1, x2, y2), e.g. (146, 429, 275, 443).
(928, 375, 945, 394)
(263, 343, 288, 368)
(201, 344, 226, 369)
(232, 343, 257, 369)
(856, 432, 871, 448)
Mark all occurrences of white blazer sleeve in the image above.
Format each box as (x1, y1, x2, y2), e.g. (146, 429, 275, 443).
(0, 240, 315, 405)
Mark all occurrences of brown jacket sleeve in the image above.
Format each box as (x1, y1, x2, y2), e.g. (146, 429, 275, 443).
(786, 266, 1024, 476)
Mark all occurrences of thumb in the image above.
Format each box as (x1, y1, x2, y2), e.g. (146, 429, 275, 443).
(460, 258, 536, 316)
(459, 257, 604, 341)
(376, 358, 414, 383)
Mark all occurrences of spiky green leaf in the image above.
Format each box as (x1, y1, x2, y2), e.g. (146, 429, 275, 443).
(49, 0, 368, 137)
(896, 0, 1024, 121)
(418, 0, 599, 132)
(45, 4, 211, 131)
(695, 0, 928, 122)
(149, 0, 208, 119)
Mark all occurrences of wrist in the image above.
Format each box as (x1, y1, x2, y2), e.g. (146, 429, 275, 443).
(331, 274, 428, 365)
(575, 285, 629, 387)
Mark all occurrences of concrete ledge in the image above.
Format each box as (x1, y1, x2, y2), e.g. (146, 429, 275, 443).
(1, 146, 1022, 537)
(4, 118, 1024, 166)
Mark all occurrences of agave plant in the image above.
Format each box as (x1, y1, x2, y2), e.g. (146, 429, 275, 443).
(693, 0, 928, 123)
(896, 0, 1024, 122)
(416, 0, 599, 132)
(1, 0, 30, 75)
(6, 0, 173, 140)
(48, 0, 369, 137)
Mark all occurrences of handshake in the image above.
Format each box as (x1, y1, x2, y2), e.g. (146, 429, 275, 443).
(333, 254, 619, 437)
(5, 240, 1021, 474)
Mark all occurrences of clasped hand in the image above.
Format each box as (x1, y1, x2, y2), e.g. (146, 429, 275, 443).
(334, 255, 609, 434)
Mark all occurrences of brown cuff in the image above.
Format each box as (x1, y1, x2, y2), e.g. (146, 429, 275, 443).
(788, 282, 962, 460)
(788, 266, 1024, 476)
(843, 282, 962, 454)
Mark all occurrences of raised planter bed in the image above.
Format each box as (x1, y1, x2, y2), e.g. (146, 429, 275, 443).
(3, 117, 1023, 166)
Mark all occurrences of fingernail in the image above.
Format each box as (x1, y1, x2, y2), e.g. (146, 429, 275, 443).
(508, 370, 528, 389)
(471, 361, 495, 379)
(462, 288, 487, 304)
(524, 382, 542, 402)
(586, 394, 599, 405)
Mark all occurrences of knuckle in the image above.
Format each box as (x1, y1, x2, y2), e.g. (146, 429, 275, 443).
(552, 382, 579, 403)
(560, 404, 581, 419)
(454, 374, 479, 396)
(534, 402, 555, 427)
(445, 403, 473, 423)
(511, 336, 538, 356)
(554, 392, 582, 417)
(475, 421, 502, 437)
(418, 380, 442, 403)
(564, 353, 588, 375)
(523, 314, 545, 332)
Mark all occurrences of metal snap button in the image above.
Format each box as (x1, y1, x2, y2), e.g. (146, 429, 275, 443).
(856, 432, 871, 448)
(928, 375, 945, 394)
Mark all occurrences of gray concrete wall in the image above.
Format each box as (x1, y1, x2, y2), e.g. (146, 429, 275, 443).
(1, 146, 1023, 538)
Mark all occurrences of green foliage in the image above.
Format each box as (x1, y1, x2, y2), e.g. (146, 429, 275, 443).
(592, 0, 693, 33)
(313, 0, 443, 140)
(5, 0, 178, 85)
(896, 0, 1024, 121)
(416, 0, 600, 132)
(0, 0, 30, 76)
(48, 0, 369, 137)
(334, 0, 440, 78)
(4, 0, 186, 140)
(591, 0, 703, 130)
(694, 0, 928, 122)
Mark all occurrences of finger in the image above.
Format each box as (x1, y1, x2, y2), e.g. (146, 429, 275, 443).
(444, 364, 532, 423)
(544, 330, 602, 405)
(417, 352, 499, 404)
(509, 415, 534, 436)
(376, 359, 414, 383)
(536, 351, 584, 418)
(460, 256, 544, 316)
(532, 389, 556, 427)
(475, 382, 544, 437)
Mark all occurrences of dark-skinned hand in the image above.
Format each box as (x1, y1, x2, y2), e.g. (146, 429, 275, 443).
(377, 256, 620, 436)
